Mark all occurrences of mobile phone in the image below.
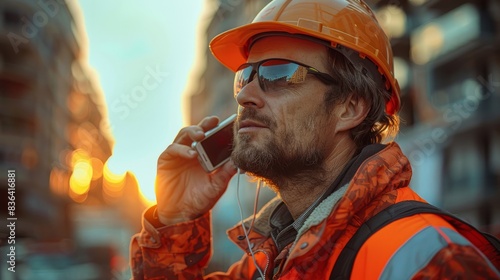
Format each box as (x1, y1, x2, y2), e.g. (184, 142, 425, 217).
(192, 114, 236, 172)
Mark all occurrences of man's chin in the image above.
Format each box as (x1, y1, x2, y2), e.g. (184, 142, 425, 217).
(234, 134, 265, 151)
(232, 146, 268, 173)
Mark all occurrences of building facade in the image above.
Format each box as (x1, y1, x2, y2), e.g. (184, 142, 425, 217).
(0, 1, 144, 279)
(374, 0, 500, 235)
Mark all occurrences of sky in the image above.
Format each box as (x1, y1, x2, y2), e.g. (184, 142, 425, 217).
(78, 1, 211, 202)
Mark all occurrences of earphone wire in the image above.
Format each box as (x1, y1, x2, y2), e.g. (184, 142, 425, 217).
(248, 179, 261, 233)
(236, 168, 265, 279)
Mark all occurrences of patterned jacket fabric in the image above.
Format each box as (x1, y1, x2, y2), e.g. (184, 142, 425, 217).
(130, 142, 500, 279)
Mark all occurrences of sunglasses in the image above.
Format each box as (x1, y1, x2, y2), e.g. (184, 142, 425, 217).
(234, 58, 337, 96)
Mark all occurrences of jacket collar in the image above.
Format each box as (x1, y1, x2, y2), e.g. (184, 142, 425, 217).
(227, 142, 412, 253)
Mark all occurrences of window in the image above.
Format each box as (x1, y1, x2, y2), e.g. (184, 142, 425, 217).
(3, 9, 23, 26)
(443, 133, 486, 202)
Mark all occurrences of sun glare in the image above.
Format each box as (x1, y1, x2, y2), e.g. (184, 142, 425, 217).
(79, 0, 208, 206)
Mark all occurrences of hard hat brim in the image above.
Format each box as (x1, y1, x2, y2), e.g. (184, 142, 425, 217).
(210, 21, 329, 72)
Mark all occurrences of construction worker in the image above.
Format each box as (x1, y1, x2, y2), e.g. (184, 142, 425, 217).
(130, 0, 500, 279)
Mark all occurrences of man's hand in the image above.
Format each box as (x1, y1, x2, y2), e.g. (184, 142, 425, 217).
(155, 116, 238, 225)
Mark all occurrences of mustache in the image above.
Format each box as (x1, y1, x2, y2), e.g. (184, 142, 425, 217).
(237, 108, 275, 129)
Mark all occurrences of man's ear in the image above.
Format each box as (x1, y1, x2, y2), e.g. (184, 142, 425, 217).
(333, 95, 369, 133)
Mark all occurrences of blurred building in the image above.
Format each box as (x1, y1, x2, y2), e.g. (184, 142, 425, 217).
(0, 0, 145, 279)
(187, 0, 271, 125)
(187, 0, 500, 272)
(370, 0, 500, 236)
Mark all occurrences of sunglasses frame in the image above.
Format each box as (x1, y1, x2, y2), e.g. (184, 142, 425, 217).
(234, 58, 337, 95)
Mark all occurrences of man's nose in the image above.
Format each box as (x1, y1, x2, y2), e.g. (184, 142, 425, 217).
(235, 78, 265, 109)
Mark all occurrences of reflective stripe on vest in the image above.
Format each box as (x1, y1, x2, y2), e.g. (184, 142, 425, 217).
(380, 227, 470, 279)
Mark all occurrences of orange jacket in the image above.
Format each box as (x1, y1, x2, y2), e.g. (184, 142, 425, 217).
(130, 143, 500, 279)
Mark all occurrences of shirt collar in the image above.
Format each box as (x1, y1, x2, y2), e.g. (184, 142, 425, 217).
(268, 144, 386, 252)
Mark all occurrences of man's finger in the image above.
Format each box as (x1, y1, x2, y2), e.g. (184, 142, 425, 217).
(159, 143, 198, 162)
(198, 116, 220, 131)
(174, 126, 205, 144)
(172, 116, 219, 144)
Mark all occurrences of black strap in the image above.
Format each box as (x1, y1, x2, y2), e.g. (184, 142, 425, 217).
(330, 200, 500, 280)
(483, 232, 500, 252)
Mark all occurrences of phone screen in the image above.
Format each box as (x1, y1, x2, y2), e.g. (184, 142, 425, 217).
(202, 122, 234, 167)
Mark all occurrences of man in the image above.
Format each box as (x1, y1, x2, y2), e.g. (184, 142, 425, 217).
(130, 0, 500, 279)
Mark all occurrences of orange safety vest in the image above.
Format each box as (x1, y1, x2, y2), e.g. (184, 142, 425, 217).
(330, 200, 500, 279)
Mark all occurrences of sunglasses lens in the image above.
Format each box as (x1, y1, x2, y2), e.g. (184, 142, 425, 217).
(234, 65, 253, 96)
(259, 60, 307, 91)
(233, 59, 312, 96)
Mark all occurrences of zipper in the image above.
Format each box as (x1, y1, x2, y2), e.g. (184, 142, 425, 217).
(254, 249, 270, 280)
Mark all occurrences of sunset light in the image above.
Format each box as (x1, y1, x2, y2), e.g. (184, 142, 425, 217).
(79, 0, 209, 202)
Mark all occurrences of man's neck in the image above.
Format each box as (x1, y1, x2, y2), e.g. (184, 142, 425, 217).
(277, 138, 357, 219)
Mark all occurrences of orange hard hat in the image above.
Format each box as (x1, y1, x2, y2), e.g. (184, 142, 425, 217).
(209, 0, 401, 115)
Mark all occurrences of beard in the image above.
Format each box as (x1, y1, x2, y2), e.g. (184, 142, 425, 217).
(231, 108, 327, 189)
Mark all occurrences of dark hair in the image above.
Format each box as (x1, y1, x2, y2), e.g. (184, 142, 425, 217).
(323, 48, 400, 148)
